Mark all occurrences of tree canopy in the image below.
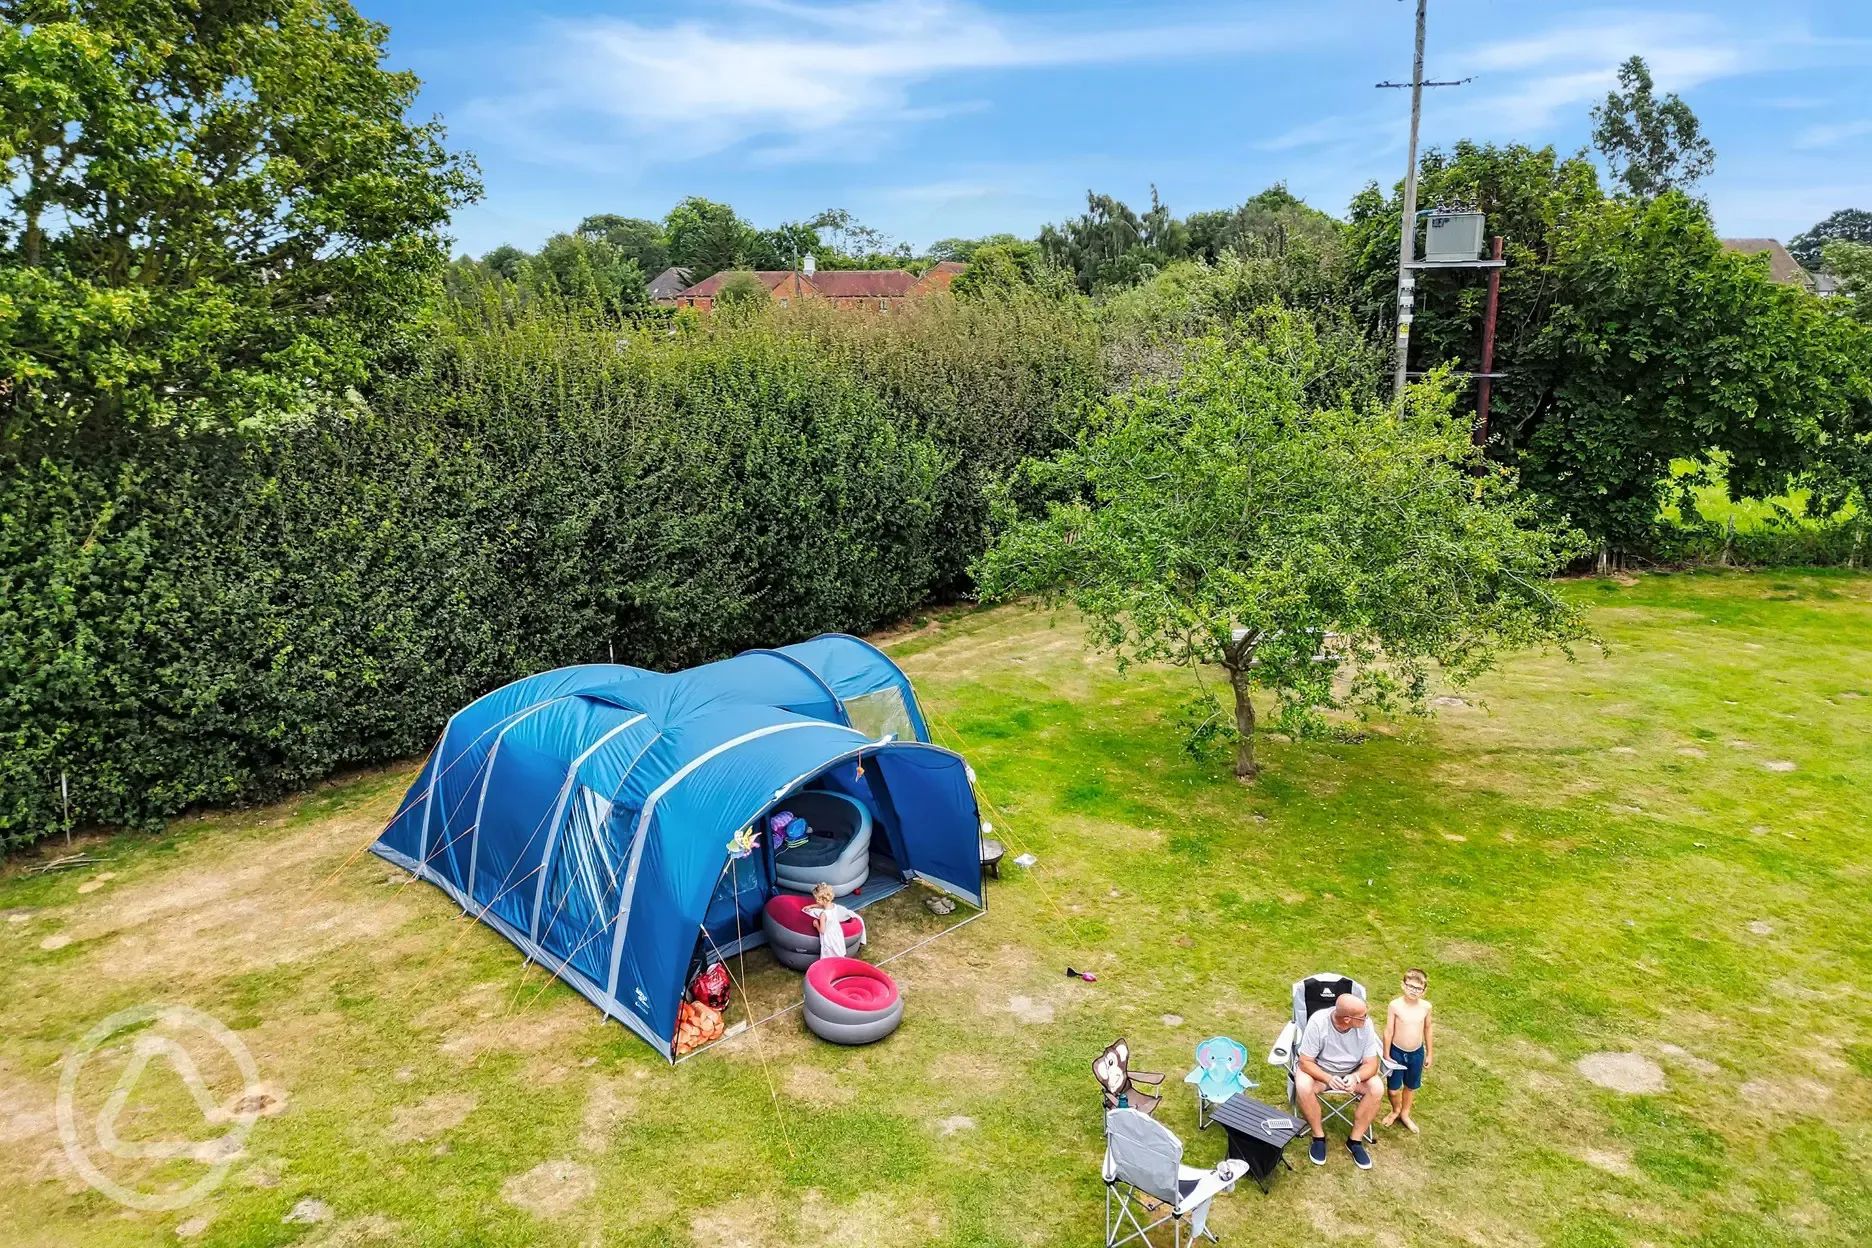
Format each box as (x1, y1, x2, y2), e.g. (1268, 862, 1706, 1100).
(1822, 243, 1872, 322)
(1346, 141, 1866, 549)
(1791, 209, 1872, 272)
(576, 214, 669, 277)
(976, 309, 1592, 780)
(1590, 55, 1715, 199)
(0, 0, 480, 439)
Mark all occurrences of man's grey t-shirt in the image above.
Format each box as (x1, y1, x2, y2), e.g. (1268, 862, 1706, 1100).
(1298, 1009, 1380, 1075)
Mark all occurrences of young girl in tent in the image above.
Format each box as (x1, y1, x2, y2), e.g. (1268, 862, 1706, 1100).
(806, 882, 862, 960)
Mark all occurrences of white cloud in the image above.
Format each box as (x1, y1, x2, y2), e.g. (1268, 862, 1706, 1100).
(461, 0, 1300, 166)
(1454, 13, 1747, 132)
(1794, 118, 1872, 150)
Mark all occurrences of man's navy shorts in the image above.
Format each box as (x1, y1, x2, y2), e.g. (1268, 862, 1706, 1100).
(1387, 1044, 1425, 1091)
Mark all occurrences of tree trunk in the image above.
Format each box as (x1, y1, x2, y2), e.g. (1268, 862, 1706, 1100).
(1229, 666, 1258, 782)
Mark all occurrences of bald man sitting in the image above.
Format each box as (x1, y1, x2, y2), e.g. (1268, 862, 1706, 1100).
(1295, 993, 1384, 1169)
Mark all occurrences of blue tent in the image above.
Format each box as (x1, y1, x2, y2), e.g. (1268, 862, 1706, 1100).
(373, 635, 981, 1060)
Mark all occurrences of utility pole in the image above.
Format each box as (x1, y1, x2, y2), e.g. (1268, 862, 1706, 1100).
(1475, 233, 1504, 449)
(1378, 1, 1469, 402)
(1394, 0, 1427, 402)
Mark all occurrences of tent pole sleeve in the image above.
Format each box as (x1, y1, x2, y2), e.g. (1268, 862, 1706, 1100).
(465, 702, 558, 900)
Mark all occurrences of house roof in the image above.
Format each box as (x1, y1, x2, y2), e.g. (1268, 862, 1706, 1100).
(1720, 238, 1813, 288)
(645, 266, 693, 299)
(925, 260, 967, 274)
(807, 269, 920, 298)
(677, 270, 796, 300)
(676, 265, 964, 302)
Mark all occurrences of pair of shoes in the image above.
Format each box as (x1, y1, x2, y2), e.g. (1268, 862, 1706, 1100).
(1309, 1135, 1374, 1169)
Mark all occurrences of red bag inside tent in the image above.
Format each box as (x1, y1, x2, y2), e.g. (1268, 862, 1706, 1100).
(690, 961, 731, 1010)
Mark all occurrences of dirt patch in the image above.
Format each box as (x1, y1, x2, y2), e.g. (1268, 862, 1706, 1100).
(231, 1081, 290, 1118)
(1004, 995, 1055, 1024)
(284, 1198, 333, 1224)
(38, 933, 70, 951)
(1575, 1052, 1667, 1094)
(781, 1065, 857, 1107)
(501, 1159, 595, 1219)
(1738, 1077, 1833, 1109)
(175, 1214, 210, 1237)
(437, 1004, 588, 1062)
(578, 1077, 639, 1152)
(1581, 1147, 1636, 1178)
(690, 1194, 780, 1248)
(1676, 746, 1707, 758)
(798, 1188, 946, 1248)
(76, 872, 117, 895)
(1747, 919, 1775, 935)
(36, 805, 402, 989)
(924, 1050, 1009, 1086)
(1304, 1198, 1374, 1240)
(934, 1114, 976, 1135)
(0, 1074, 56, 1146)
(303, 1213, 398, 1246)
(1762, 760, 1797, 772)
(1438, 939, 1498, 965)
(1654, 1043, 1719, 1076)
(386, 1092, 475, 1143)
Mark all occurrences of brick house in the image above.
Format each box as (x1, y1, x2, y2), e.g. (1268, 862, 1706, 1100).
(671, 262, 966, 312)
(914, 260, 967, 293)
(671, 270, 811, 312)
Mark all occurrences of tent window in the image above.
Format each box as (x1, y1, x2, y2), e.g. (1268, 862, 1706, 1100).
(538, 786, 628, 986)
(845, 687, 913, 741)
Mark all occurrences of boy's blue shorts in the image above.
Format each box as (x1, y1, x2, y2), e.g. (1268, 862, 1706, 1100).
(1387, 1044, 1425, 1091)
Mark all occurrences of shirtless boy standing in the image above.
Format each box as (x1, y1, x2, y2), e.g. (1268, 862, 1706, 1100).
(1382, 968, 1433, 1132)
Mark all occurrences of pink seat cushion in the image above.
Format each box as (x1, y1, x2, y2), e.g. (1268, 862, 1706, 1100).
(764, 894, 863, 941)
(807, 957, 899, 1012)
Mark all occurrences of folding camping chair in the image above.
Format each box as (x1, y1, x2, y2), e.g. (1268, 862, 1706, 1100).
(1103, 1108, 1248, 1247)
(1266, 973, 1379, 1142)
(1095, 1037, 1166, 1117)
(1186, 1036, 1254, 1131)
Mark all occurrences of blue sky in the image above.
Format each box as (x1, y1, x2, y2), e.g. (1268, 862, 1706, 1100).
(368, 0, 1872, 258)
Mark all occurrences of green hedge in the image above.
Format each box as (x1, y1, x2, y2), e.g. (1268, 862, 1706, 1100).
(1649, 517, 1870, 568)
(0, 300, 1102, 847)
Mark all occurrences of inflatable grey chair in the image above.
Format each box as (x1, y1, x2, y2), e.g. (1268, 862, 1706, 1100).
(773, 790, 873, 898)
(1103, 1108, 1247, 1247)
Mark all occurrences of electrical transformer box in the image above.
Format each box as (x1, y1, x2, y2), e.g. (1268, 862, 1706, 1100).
(1424, 211, 1486, 262)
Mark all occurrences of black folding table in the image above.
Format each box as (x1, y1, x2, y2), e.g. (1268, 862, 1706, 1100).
(1209, 1094, 1300, 1192)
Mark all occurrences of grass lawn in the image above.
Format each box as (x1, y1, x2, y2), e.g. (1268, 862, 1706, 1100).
(3, 571, 1870, 1247)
